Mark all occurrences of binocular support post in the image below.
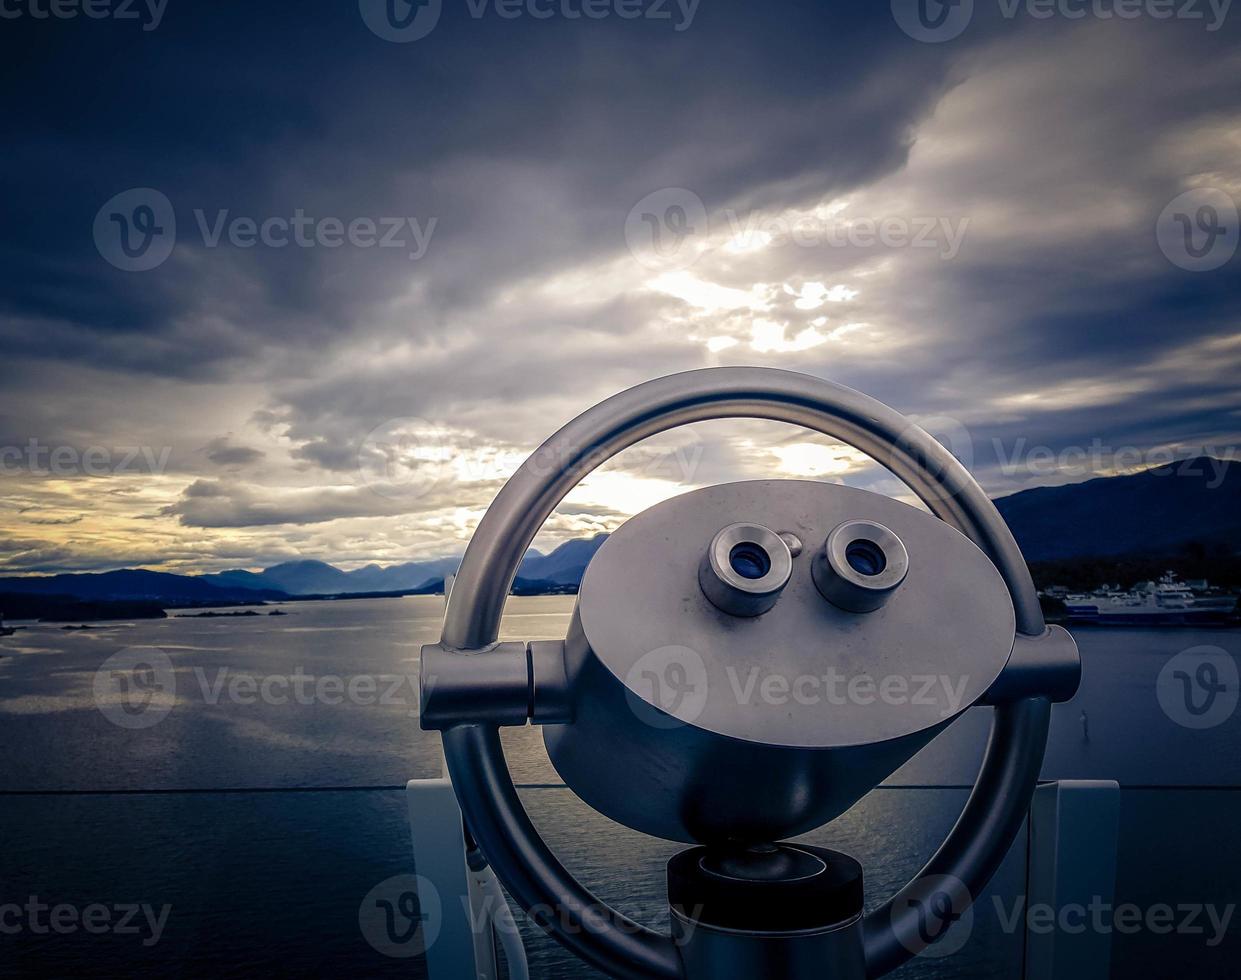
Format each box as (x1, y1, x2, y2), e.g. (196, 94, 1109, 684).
(431, 367, 1076, 980)
(669, 842, 868, 979)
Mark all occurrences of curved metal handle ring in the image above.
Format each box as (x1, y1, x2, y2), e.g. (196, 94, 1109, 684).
(439, 367, 1051, 980)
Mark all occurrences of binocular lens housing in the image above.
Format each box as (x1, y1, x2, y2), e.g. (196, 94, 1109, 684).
(698, 523, 793, 617)
(699, 518, 909, 617)
(812, 520, 909, 613)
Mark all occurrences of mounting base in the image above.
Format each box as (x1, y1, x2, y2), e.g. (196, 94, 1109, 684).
(668, 843, 866, 980)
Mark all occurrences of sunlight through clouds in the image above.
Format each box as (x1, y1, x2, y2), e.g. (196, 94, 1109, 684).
(648, 271, 772, 314)
(790, 282, 858, 310)
(565, 470, 694, 518)
(767, 443, 870, 479)
(749, 320, 829, 354)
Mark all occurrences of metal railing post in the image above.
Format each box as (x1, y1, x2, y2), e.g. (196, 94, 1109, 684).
(1026, 780, 1122, 980)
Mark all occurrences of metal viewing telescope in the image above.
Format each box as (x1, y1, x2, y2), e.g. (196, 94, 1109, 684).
(418, 367, 1083, 979)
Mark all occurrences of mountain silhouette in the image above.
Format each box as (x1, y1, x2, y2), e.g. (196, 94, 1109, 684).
(3, 463, 1236, 603)
(994, 456, 1240, 562)
(198, 539, 609, 596)
(0, 569, 284, 603)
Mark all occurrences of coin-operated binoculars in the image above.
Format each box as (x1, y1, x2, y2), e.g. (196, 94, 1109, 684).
(421, 368, 1081, 980)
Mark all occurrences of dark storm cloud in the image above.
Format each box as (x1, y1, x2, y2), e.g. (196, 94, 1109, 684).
(0, 1, 961, 368)
(159, 474, 509, 528)
(2, 3, 1240, 572)
(0, 536, 75, 571)
(204, 437, 265, 467)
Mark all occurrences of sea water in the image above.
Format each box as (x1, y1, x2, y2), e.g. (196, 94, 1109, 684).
(1, 596, 1237, 977)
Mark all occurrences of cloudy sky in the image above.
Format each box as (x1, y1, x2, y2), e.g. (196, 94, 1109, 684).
(1, 0, 1239, 574)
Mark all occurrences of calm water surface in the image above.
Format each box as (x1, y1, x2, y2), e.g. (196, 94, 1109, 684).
(1, 596, 1238, 977)
(2, 595, 1237, 790)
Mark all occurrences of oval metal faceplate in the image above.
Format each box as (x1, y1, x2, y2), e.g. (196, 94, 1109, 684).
(576, 480, 1016, 749)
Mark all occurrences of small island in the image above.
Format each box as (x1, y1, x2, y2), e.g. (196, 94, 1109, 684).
(176, 609, 262, 618)
(175, 608, 290, 618)
(0, 595, 169, 623)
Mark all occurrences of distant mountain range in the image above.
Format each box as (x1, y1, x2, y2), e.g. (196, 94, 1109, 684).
(993, 455, 1241, 562)
(196, 534, 608, 596)
(0, 569, 287, 604)
(0, 535, 611, 607)
(2, 459, 1237, 610)
(201, 556, 461, 596)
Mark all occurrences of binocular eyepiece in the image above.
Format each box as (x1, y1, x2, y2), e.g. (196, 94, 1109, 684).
(700, 518, 909, 618)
